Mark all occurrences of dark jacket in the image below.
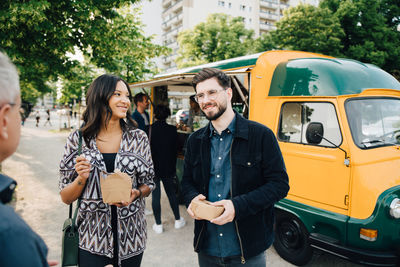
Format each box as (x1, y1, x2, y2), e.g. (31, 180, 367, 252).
(132, 109, 149, 134)
(0, 174, 49, 267)
(181, 112, 289, 261)
(150, 120, 178, 178)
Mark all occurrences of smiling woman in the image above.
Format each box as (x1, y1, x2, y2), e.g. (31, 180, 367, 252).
(59, 74, 155, 267)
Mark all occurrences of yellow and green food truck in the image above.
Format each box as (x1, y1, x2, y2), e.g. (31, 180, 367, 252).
(130, 50, 400, 266)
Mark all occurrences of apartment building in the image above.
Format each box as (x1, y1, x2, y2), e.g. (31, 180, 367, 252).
(161, 0, 319, 71)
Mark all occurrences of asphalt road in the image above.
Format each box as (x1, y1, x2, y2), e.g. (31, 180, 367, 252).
(2, 112, 363, 267)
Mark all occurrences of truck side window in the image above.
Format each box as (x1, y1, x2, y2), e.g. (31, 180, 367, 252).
(279, 102, 342, 147)
(279, 103, 302, 142)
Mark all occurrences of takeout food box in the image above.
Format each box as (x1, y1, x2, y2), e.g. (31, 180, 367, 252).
(191, 199, 225, 221)
(100, 170, 132, 204)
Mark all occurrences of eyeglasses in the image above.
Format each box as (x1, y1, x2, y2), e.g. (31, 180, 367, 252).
(194, 88, 226, 103)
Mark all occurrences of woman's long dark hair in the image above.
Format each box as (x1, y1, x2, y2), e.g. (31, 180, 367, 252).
(81, 74, 136, 146)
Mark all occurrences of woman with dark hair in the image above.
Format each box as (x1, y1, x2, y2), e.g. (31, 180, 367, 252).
(150, 104, 185, 234)
(59, 74, 155, 267)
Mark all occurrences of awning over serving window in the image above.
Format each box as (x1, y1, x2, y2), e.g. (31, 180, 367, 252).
(129, 67, 252, 89)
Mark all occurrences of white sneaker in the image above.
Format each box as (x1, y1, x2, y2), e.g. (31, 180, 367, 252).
(174, 217, 186, 229)
(145, 208, 153, 215)
(152, 223, 163, 234)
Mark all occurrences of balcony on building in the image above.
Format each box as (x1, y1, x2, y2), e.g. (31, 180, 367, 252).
(162, 21, 172, 31)
(173, 13, 183, 27)
(260, 0, 278, 9)
(172, 25, 183, 38)
(162, 0, 172, 8)
(259, 10, 278, 21)
(259, 22, 277, 32)
(163, 0, 183, 15)
(279, 0, 290, 9)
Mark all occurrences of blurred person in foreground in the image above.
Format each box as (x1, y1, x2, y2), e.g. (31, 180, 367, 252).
(181, 68, 289, 266)
(150, 104, 185, 234)
(0, 52, 57, 266)
(59, 74, 155, 267)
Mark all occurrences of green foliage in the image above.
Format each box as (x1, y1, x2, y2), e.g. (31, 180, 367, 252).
(253, 33, 276, 53)
(176, 13, 254, 68)
(321, 0, 400, 75)
(58, 63, 95, 105)
(81, 6, 169, 83)
(272, 4, 344, 56)
(0, 1, 168, 104)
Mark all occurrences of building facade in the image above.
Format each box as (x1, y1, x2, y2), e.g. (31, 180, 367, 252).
(161, 0, 319, 71)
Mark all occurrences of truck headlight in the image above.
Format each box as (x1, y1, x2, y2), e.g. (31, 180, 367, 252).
(389, 198, 400, 219)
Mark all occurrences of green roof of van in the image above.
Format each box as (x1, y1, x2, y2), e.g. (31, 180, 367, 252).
(269, 57, 400, 96)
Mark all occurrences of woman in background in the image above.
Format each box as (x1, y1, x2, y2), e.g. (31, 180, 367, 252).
(59, 74, 154, 267)
(150, 104, 185, 234)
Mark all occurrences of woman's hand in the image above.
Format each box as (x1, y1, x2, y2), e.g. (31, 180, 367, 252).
(111, 189, 141, 207)
(75, 155, 91, 180)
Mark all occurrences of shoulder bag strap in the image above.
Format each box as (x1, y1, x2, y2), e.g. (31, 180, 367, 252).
(68, 131, 83, 220)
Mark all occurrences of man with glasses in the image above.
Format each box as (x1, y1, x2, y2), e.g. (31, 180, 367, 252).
(181, 68, 289, 266)
(0, 52, 56, 266)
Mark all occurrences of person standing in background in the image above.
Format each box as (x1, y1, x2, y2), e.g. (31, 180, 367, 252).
(43, 109, 51, 126)
(19, 107, 26, 126)
(187, 94, 202, 132)
(150, 105, 185, 234)
(35, 110, 40, 127)
(131, 92, 153, 216)
(132, 93, 150, 135)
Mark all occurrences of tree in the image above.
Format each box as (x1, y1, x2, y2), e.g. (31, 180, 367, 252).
(80, 6, 169, 83)
(176, 13, 254, 68)
(58, 63, 95, 105)
(253, 33, 276, 53)
(0, 1, 167, 104)
(272, 4, 344, 56)
(320, 0, 400, 76)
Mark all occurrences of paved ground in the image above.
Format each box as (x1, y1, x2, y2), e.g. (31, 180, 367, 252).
(2, 111, 362, 266)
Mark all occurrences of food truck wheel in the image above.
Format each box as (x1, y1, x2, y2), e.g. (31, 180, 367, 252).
(273, 211, 313, 266)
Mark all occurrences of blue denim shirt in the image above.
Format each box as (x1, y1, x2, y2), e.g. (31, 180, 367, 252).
(201, 117, 241, 257)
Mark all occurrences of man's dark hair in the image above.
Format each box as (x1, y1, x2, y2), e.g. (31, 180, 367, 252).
(192, 68, 231, 92)
(133, 92, 147, 105)
(154, 104, 171, 121)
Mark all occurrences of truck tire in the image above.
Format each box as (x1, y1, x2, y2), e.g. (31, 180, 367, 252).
(273, 211, 313, 266)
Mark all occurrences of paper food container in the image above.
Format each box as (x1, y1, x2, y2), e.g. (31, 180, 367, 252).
(100, 170, 132, 204)
(191, 199, 225, 221)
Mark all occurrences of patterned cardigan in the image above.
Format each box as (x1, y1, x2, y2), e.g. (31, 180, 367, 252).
(59, 129, 155, 261)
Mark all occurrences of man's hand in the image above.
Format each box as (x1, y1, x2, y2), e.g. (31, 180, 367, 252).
(210, 199, 235, 225)
(187, 194, 206, 220)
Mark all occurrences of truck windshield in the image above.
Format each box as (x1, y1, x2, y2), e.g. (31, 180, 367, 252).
(345, 98, 400, 148)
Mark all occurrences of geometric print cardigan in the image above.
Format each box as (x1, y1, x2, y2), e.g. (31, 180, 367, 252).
(59, 129, 155, 262)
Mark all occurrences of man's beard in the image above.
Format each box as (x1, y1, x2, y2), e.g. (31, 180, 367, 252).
(203, 102, 227, 121)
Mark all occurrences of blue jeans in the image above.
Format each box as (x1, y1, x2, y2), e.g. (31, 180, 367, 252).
(198, 251, 266, 267)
